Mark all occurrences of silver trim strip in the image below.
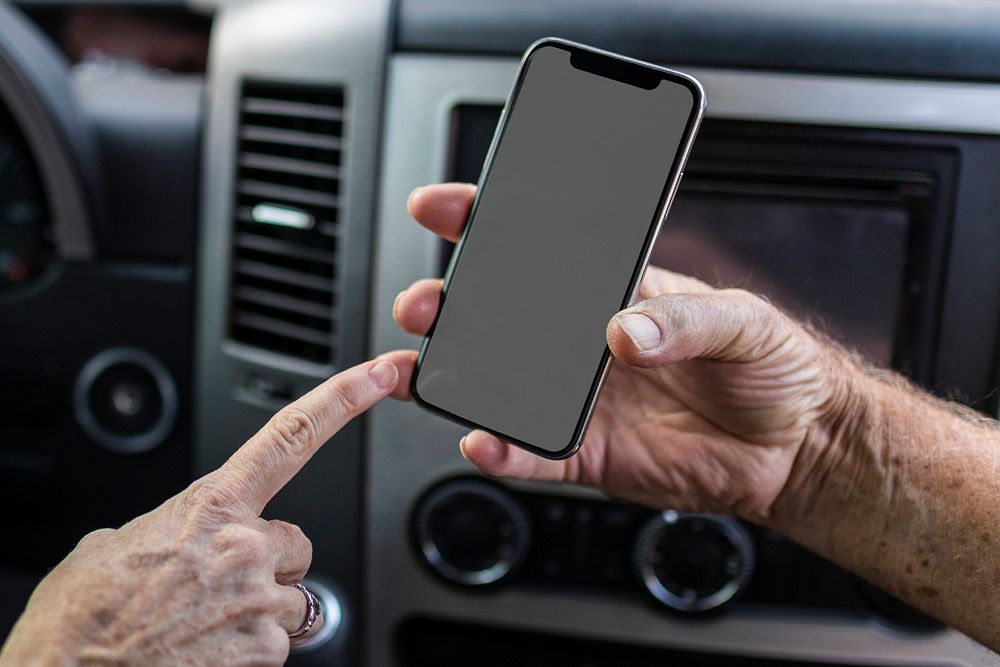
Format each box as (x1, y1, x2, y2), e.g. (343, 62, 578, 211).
(690, 67, 1000, 135)
(385, 54, 1000, 136)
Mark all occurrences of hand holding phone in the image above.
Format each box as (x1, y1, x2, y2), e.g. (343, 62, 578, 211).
(395, 182, 861, 513)
(411, 38, 705, 459)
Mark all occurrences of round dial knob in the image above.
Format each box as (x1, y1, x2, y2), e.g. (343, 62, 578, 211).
(634, 511, 755, 613)
(413, 479, 531, 586)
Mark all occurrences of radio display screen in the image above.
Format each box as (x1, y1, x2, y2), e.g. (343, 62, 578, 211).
(447, 105, 917, 367)
(653, 197, 908, 365)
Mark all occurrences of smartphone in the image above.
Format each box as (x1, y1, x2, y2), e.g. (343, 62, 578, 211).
(411, 38, 705, 459)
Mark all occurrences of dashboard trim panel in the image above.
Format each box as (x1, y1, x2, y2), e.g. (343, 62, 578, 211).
(194, 1, 391, 664)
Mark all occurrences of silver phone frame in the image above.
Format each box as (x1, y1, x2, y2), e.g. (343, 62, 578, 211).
(410, 36, 706, 459)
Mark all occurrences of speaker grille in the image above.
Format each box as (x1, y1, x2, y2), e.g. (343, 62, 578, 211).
(228, 81, 346, 365)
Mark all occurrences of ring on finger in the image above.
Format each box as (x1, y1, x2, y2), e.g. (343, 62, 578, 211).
(288, 583, 323, 644)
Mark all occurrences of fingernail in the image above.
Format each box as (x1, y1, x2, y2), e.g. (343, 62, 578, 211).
(459, 436, 469, 460)
(616, 313, 661, 351)
(392, 290, 406, 314)
(369, 360, 398, 389)
(407, 186, 424, 209)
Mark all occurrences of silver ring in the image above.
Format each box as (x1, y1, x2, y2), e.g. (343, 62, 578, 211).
(288, 583, 323, 641)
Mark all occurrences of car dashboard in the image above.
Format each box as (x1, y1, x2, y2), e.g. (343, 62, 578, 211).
(2, 0, 1000, 665)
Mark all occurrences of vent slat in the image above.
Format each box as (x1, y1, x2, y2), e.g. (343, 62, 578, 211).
(316, 222, 339, 237)
(235, 259, 333, 292)
(235, 232, 335, 264)
(234, 286, 333, 320)
(239, 152, 341, 179)
(236, 206, 336, 230)
(233, 312, 332, 347)
(239, 179, 340, 210)
(229, 81, 345, 365)
(240, 125, 342, 151)
(242, 97, 345, 121)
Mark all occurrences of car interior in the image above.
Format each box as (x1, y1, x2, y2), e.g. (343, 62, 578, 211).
(2, 0, 1000, 664)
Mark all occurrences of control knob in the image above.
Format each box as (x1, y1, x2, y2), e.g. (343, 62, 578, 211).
(413, 479, 531, 586)
(633, 511, 754, 613)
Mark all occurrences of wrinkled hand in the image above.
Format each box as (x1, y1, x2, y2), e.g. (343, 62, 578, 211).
(0, 360, 399, 667)
(386, 183, 863, 528)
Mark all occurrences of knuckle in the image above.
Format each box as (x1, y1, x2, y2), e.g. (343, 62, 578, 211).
(267, 408, 318, 459)
(722, 287, 771, 314)
(728, 288, 792, 333)
(182, 476, 213, 501)
(299, 531, 314, 561)
(647, 294, 692, 330)
(330, 376, 373, 417)
(182, 477, 219, 510)
(77, 527, 116, 550)
(715, 289, 771, 329)
(258, 585, 286, 614)
(233, 619, 288, 667)
(273, 520, 312, 555)
(719, 288, 794, 352)
(215, 524, 271, 567)
(720, 286, 754, 302)
(254, 622, 290, 665)
(234, 573, 276, 602)
(182, 476, 245, 523)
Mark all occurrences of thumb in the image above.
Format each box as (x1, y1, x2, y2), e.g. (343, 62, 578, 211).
(607, 289, 788, 367)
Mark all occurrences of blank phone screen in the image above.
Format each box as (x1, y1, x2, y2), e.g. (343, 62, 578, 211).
(414, 43, 698, 455)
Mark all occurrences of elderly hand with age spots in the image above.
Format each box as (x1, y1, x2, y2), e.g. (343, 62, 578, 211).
(0, 359, 399, 667)
(387, 182, 853, 523)
(385, 182, 1000, 652)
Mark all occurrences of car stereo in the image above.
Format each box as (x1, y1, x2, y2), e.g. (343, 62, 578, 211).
(411, 476, 939, 629)
(419, 104, 995, 634)
(447, 107, 959, 385)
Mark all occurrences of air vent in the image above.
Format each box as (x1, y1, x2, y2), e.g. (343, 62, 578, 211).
(228, 81, 346, 365)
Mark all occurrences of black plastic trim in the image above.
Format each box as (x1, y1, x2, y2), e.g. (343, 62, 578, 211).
(395, 0, 1000, 83)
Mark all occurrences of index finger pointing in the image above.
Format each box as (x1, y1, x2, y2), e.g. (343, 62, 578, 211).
(219, 359, 398, 515)
(407, 182, 476, 243)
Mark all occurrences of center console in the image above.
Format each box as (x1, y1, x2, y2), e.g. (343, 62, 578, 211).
(410, 476, 938, 629)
